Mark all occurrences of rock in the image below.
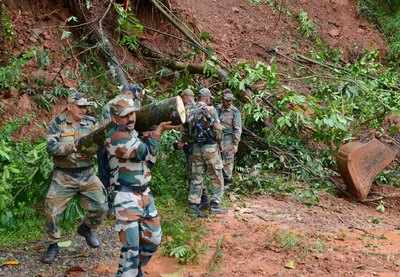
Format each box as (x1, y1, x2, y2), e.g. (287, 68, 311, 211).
(29, 36, 37, 43)
(42, 31, 51, 40)
(328, 28, 340, 37)
(232, 7, 240, 13)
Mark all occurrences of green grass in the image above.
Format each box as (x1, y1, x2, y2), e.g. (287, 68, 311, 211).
(0, 216, 44, 247)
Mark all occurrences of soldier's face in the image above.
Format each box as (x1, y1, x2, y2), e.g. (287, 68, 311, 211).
(68, 104, 88, 121)
(115, 111, 136, 130)
(201, 96, 211, 105)
(223, 99, 232, 108)
(182, 95, 193, 106)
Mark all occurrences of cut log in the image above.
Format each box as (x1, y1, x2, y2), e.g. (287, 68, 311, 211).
(135, 95, 186, 131)
(77, 96, 186, 149)
(336, 138, 397, 200)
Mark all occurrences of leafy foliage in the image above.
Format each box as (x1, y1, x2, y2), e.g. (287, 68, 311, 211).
(114, 3, 143, 51)
(297, 10, 317, 39)
(0, 119, 52, 228)
(33, 86, 70, 111)
(226, 49, 400, 198)
(357, 0, 400, 61)
(0, 50, 34, 90)
(0, 4, 14, 41)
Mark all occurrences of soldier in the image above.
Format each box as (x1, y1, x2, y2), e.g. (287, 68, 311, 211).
(217, 89, 242, 190)
(106, 97, 174, 277)
(42, 93, 108, 264)
(187, 88, 225, 217)
(98, 84, 143, 207)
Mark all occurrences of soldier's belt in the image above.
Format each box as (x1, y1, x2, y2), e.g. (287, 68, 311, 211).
(223, 128, 234, 134)
(114, 185, 148, 193)
(55, 166, 93, 173)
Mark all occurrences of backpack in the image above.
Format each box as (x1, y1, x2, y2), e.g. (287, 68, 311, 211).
(189, 105, 216, 144)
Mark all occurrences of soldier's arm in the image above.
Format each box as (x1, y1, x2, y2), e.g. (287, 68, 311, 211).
(232, 109, 242, 149)
(46, 119, 76, 156)
(112, 133, 143, 160)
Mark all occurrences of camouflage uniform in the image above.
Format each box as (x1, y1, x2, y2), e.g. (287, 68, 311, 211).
(106, 98, 161, 277)
(45, 112, 107, 244)
(187, 100, 224, 205)
(217, 95, 242, 187)
(98, 89, 141, 199)
(180, 90, 196, 181)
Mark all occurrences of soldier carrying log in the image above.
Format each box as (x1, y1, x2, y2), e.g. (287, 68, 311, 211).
(105, 97, 176, 276)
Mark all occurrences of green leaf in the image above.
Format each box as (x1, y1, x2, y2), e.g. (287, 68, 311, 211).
(61, 30, 72, 40)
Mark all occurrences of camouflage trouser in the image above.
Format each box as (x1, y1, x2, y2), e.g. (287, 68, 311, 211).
(222, 151, 235, 186)
(114, 188, 161, 277)
(221, 138, 236, 187)
(44, 167, 108, 243)
(189, 143, 224, 205)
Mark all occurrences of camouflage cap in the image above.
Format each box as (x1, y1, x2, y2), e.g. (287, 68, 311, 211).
(199, 88, 213, 98)
(68, 91, 94, 106)
(223, 93, 235, 101)
(223, 88, 232, 95)
(110, 97, 140, 117)
(181, 88, 194, 97)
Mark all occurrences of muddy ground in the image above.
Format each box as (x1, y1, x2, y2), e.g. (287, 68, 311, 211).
(2, 189, 400, 277)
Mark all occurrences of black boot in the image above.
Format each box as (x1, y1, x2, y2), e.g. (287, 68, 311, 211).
(188, 204, 207, 218)
(224, 178, 232, 191)
(41, 243, 59, 264)
(199, 192, 209, 210)
(210, 201, 227, 214)
(77, 223, 100, 248)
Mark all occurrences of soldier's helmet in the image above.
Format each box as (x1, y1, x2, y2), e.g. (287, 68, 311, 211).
(199, 87, 213, 98)
(223, 92, 235, 101)
(181, 88, 194, 97)
(110, 97, 140, 117)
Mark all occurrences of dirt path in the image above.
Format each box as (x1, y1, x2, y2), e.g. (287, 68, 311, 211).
(2, 190, 400, 276)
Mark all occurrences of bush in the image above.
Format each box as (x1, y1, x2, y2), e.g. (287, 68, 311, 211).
(0, 119, 52, 228)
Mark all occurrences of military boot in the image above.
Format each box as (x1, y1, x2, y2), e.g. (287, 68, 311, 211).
(77, 223, 100, 248)
(189, 204, 207, 218)
(224, 178, 232, 191)
(209, 201, 227, 214)
(199, 192, 209, 210)
(41, 243, 59, 264)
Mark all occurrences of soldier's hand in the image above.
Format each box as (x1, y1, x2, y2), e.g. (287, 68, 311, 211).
(64, 142, 77, 154)
(173, 141, 185, 150)
(158, 121, 180, 133)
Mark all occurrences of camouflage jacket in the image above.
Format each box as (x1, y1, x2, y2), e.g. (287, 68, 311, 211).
(181, 100, 196, 144)
(186, 101, 223, 146)
(47, 112, 97, 169)
(217, 104, 242, 149)
(105, 124, 159, 187)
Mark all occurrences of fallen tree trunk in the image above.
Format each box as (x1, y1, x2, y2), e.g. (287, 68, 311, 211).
(65, 0, 129, 87)
(139, 42, 229, 81)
